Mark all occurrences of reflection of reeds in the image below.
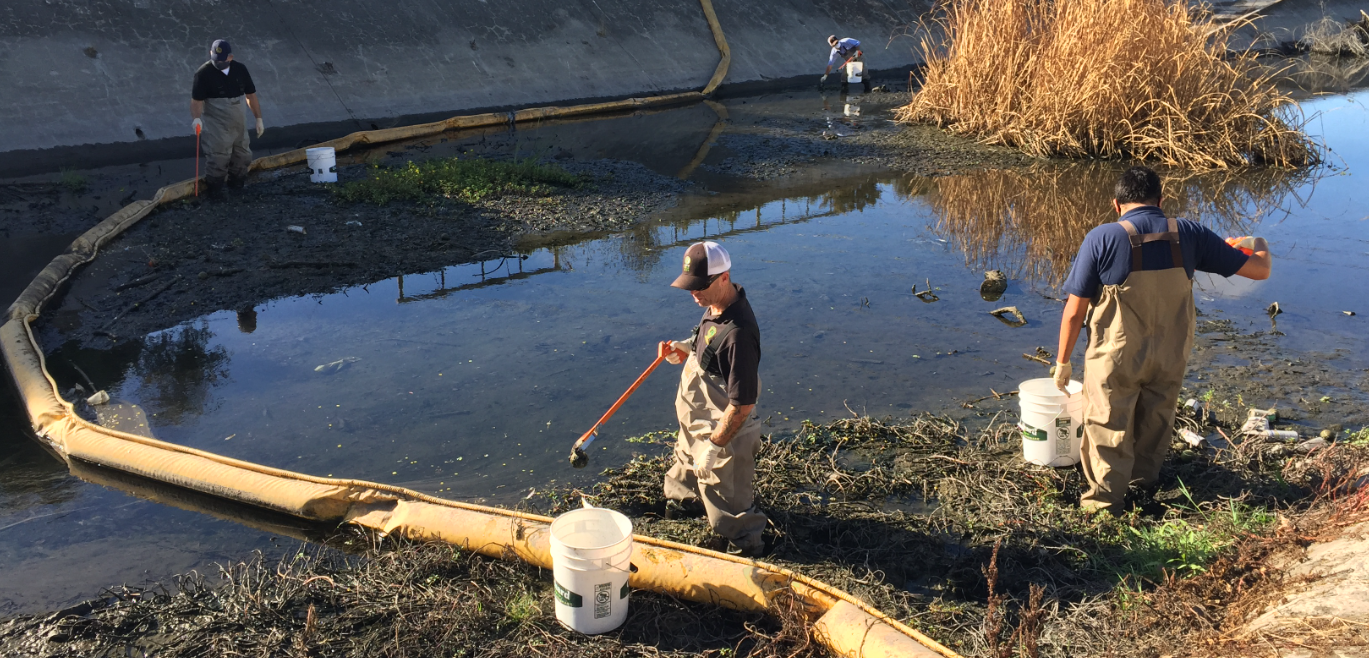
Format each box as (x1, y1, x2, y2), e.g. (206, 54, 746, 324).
(915, 163, 1320, 287)
(897, 0, 1318, 169)
(1281, 55, 1369, 94)
(1299, 15, 1369, 57)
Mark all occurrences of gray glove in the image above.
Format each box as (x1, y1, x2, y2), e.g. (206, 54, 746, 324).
(695, 441, 724, 481)
(820, 74, 828, 84)
(255, 117, 265, 138)
(1051, 362, 1072, 393)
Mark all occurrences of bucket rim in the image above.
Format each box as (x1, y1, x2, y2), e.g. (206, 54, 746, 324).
(550, 507, 633, 552)
(1019, 378, 1082, 399)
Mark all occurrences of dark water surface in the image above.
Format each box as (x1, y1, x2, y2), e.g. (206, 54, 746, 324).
(2, 88, 1366, 614)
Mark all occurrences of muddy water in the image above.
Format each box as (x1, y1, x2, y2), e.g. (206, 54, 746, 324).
(2, 87, 1367, 614)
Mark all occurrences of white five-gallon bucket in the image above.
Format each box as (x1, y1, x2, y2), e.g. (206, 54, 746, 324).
(1018, 378, 1084, 467)
(306, 147, 337, 183)
(549, 507, 633, 634)
(845, 60, 864, 83)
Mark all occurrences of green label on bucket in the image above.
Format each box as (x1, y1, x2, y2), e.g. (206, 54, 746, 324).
(554, 581, 582, 608)
(620, 581, 630, 599)
(1055, 418, 1070, 428)
(1019, 423, 1046, 441)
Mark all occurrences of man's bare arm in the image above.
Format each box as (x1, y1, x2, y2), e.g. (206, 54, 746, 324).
(190, 99, 204, 120)
(245, 92, 261, 119)
(1235, 250, 1271, 280)
(1056, 294, 1090, 364)
(710, 403, 755, 447)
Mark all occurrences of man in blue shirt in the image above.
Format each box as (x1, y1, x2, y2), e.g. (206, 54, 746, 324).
(1054, 166, 1271, 514)
(821, 36, 871, 93)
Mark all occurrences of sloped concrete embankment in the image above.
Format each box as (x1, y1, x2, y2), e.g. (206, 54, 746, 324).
(0, 0, 929, 173)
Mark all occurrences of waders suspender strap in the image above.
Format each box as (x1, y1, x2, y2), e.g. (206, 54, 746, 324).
(1118, 217, 1184, 272)
(690, 322, 739, 374)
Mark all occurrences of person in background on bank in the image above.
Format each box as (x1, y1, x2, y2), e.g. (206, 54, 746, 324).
(658, 242, 767, 557)
(1054, 166, 1271, 514)
(191, 39, 263, 198)
(820, 35, 871, 93)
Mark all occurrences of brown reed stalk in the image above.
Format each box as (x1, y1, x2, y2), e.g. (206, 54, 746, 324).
(897, 0, 1319, 169)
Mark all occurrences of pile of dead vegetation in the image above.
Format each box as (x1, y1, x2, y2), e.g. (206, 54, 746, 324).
(1299, 12, 1369, 58)
(0, 535, 819, 658)
(897, 0, 1318, 169)
(552, 413, 1369, 657)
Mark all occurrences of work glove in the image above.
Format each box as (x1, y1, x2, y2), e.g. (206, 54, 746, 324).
(1225, 236, 1268, 256)
(1051, 361, 1072, 393)
(255, 117, 265, 138)
(695, 440, 724, 481)
(820, 74, 828, 84)
(659, 340, 691, 365)
(192, 118, 202, 134)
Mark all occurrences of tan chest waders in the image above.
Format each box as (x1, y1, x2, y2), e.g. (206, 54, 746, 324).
(1080, 216, 1196, 512)
(201, 95, 252, 184)
(662, 347, 767, 547)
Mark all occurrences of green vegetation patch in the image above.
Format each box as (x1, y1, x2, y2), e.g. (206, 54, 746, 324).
(336, 156, 582, 205)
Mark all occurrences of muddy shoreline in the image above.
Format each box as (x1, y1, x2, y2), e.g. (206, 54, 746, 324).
(31, 91, 1032, 350)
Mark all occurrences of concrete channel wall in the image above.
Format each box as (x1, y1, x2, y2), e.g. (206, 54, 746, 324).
(0, 0, 930, 164)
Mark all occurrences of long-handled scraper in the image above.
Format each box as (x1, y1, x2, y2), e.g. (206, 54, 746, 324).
(569, 345, 683, 468)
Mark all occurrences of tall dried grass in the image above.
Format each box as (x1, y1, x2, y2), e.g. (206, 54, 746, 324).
(897, 0, 1319, 169)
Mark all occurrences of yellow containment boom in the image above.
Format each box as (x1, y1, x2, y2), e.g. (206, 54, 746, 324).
(0, 1, 959, 654)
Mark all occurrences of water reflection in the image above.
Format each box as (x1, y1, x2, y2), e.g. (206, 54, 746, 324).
(913, 163, 1322, 286)
(131, 321, 231, 424)
(1270, 55, 1369, 95)
(604, 175, 888, 277)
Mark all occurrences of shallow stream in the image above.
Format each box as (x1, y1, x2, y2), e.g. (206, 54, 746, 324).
(2, 84, 1365, 614)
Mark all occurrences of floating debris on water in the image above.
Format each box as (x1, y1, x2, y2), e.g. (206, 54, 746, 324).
(980, 270, 1008, 301)
(989, 306, 1027, 327)
(314, 357, 361, 374)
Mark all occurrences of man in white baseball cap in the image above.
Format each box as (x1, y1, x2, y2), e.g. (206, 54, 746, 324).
(658, 241, 767, 557)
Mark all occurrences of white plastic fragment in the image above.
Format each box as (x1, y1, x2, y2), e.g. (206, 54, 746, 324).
(87, 390, 110, 405)
(1179, 429, 1205, 448)
(314, 357, 361, 373)
(287, 225, 307, 234)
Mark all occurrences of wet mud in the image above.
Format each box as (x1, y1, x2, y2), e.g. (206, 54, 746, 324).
(28, 90, 1031, 350)
(35, 159, 685, 347)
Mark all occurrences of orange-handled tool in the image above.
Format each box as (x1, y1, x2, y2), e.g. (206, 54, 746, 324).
(194, 121, 202, 196)
(1226, 236, 1256, 256)
(569, 344, 684, 468)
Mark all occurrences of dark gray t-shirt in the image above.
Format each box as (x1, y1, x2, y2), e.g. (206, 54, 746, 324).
(692, 286, 761, 406)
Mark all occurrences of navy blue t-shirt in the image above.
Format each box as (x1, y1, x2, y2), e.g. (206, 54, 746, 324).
(1062, 206, 1249, 300)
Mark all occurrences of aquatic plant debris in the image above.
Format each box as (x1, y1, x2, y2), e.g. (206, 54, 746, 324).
(548, 413, 1369, 656)
(0, 538, 822, 657)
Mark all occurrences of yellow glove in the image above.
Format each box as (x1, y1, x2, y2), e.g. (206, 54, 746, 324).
(1051, 362, 1072, 393)
(255, 117, 265, 138)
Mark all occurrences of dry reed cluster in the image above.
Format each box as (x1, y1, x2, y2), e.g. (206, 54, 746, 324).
(897, 0, 1319, 169)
